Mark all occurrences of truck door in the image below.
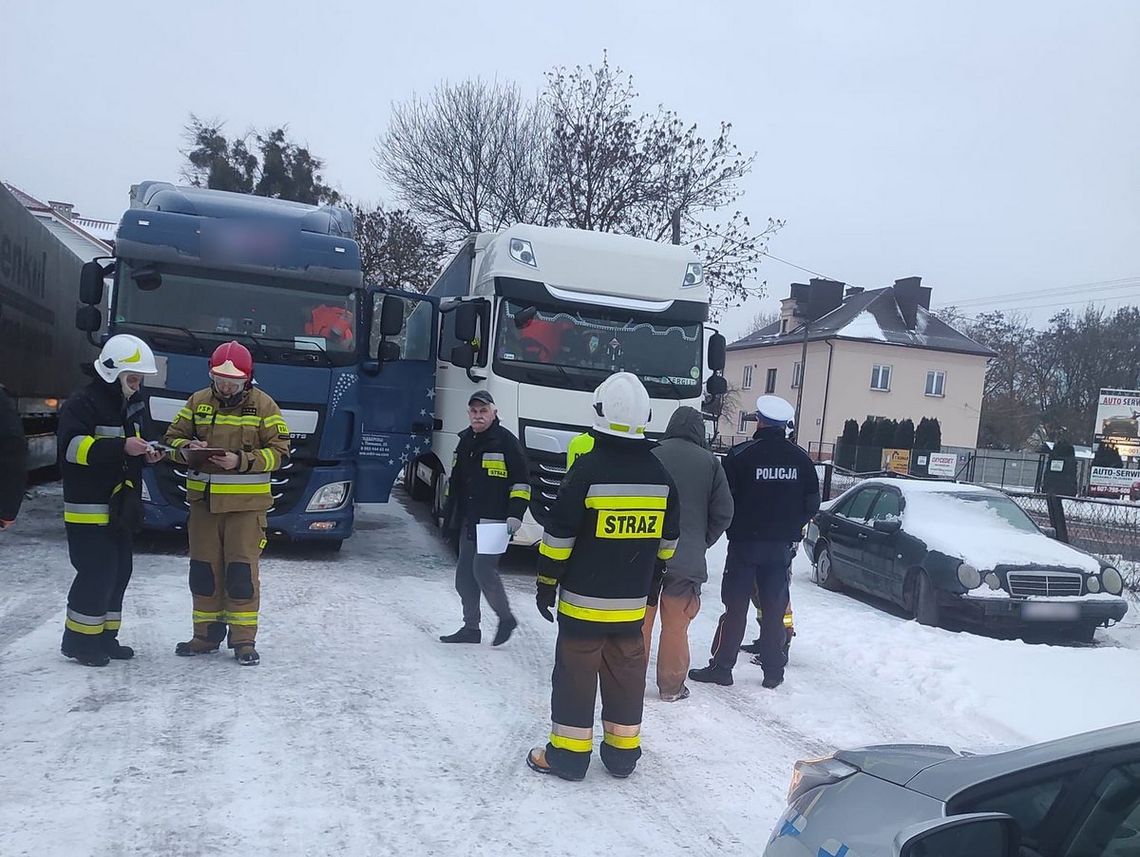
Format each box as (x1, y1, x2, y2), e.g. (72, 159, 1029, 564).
(348, 288, 438, 503)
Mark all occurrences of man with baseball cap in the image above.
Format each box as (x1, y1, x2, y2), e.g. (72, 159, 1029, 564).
(689, 394, 819, 690)
(439, 390, 531, 647)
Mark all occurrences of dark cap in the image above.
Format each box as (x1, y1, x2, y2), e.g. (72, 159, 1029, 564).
(468, 390, 495, 406)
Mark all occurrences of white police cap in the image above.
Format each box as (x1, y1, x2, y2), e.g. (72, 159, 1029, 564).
(755, 394, 795, 425)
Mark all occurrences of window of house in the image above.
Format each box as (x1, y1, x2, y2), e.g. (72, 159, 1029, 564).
(925, 370, 946, 397)
(870, 364, 892, 391)
(765, 368, 777, 393)
(742, 364, 753, 390)
(780, 319, 788, 334)
(792, 362, 802, 388)
(737, 410, 750, 433)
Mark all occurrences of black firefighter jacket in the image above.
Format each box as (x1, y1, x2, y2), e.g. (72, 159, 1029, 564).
(537, 432, 681, 637)
(444, 419, 532, 536)
(0, 386, 27, 523)
(58, 378, 150, 531)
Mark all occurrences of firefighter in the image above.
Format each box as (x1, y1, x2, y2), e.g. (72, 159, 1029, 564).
(0, 382, 28, 530)
(527, 373, 680, 781)
(164, 341, 290, 666)
(59, 334, 163, 666)
(689, 395, 819, 690)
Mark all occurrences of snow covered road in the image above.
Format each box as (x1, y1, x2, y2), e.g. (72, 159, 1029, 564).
(2, 486, 1138, 857)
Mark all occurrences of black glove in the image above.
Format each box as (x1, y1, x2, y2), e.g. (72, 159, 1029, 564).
(537, 582, 557, 622)
(647, 560, 666, 608)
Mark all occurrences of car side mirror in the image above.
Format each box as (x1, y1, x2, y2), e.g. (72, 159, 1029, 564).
(75, 305, 102, 332)
(873, 519, 901, 535)
(707, 332, 726, 372)
(706, 374, 728, 396)
(454, 303, 478, 343)
(450, 343, 475, 369)
(379, 295, 404, 337)
(79, 261, 107, 305)
(895, 813, 1020, 857)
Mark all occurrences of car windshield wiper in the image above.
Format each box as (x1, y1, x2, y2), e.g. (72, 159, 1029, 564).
(117, 320, 206, 354)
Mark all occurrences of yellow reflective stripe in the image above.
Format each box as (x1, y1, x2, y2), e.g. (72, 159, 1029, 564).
(64, 511, 110, 524)
(169, 437, 189, 447)
(783, 613, 795, 628)
(549, 733, 593, 753)
(537, 575, 559, 587)
(259, 448, 276, 470)
(193, 610, 224, 623)
(208, 483, 271, 495)
(539, 542, 572, 561)
(110, 480, 135, 496)
(210, 415, 263, 427)
(75, 435, 97, 465)
(65, 617, 105, 635)
(225, 611, 259, 626)
(263, 415, 287, 428)
(186, 479, 208, 492)
(657, 548, 676, 560)
(173, 408, 193, 423)
(557, 601, 646, 623)
(103, 619, 122, 631)
(603, 732, 641, 750)
(509, 488, 531, 500)
(584, 496, 668, 510)
(259, 538, 268, 549)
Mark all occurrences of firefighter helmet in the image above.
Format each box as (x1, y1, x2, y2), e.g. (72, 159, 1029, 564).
(591, 372, 651, 439)
(94, 334, 158, 382)
(209, 341, 254, 381)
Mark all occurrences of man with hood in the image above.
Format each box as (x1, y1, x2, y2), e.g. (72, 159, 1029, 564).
(644, 406, 733, 701)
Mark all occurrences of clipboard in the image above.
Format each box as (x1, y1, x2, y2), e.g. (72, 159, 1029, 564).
(180, 447, 228, 468)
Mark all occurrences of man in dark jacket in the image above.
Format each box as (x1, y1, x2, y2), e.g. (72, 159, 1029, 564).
(690, 395, 820, 690)
(527, 373, 680, 782)
(0, 384, 28, 529)
(439, 390, 531, 647)
(59, 334, 163, 667)
(644, 406, 733, 701)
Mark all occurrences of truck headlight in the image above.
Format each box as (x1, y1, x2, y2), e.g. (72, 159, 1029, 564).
(682, 262, 703, 288)
(1102, 567, 1124, 596)
(306, 481, 351, 512)
(957, 561, 981, 589)
(509, 238, 537, 267)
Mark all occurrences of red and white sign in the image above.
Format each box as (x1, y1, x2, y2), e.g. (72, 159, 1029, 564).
(1095, 389, 1140, 442)
(927, 452, 958, 478)
(1089, 466, 1140, 499)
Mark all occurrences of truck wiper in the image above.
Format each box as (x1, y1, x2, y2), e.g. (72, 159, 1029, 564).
(244, 334, 332, 366)
(118, 320, 205, 354)
(237, 334, 273, 363)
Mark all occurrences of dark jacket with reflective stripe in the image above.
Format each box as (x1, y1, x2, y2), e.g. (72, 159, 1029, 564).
(538, 432, 681, 637)
(58, 378, 149, 527)
(0, 386, 27, 522)
(445, 419, 531, 536)
(723, 427, 821, 543)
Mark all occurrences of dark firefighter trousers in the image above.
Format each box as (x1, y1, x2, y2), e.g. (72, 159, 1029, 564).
(62, 524, 133, 656)
(709, 540, 794, 677)
(187, 503, 266, 650)
(545, 631, 645, 780)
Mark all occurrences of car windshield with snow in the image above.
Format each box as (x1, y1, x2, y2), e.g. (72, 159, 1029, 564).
(804, 478, 1128, 641)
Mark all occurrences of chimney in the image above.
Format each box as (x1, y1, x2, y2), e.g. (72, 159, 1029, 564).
(48, 200, 75, 220)
(806, 278, 844, 321)
(845, 286, 864, 299)
(778, 282, 810, 334)
(893, 276, 924, 331)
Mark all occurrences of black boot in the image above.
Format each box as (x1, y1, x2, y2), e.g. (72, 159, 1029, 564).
(492, 615, 518, 647)
(175, 637, 220, 657)
(739, 638, 763, 655)
(440, 627, 481, 644)
(61, 641, 110, 668)
(688, 664, 734, 686)
(101, 631, 134, 660)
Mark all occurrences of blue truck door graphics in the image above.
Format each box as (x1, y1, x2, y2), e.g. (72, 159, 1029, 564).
(349, 288, 438, 503)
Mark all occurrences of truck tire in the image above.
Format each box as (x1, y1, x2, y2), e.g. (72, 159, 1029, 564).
(406, 460, 431, 502)
(914, 571, 940, 627)
(431, 471, 447, 528)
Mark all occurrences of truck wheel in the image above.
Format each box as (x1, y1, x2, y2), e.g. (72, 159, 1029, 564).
(914, 571, 940, 627)
(407, 461, 431, 502)
(431, 471, 447, 528)
(814, 543, 843, 592)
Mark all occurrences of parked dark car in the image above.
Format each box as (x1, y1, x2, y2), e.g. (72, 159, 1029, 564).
(764, 721, 1140, 857)
(803, 479, 1128, 641)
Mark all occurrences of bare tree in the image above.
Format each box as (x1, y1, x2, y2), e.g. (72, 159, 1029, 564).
(748, 307, 780, 334)
(346, 202, 445, 293)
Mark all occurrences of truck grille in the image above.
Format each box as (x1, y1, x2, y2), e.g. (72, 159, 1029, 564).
(153, 450, 311, 516)
(527, 449, 567, 526)
(1007, 571, 1083, 598)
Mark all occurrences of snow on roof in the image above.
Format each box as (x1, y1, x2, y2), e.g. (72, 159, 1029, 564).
(838, 309, 887, 341)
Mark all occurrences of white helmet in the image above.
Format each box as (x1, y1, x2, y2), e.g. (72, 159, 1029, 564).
(755, 394, 795, 426)
(94, 334, 158, 382)
(592, 372, 651, 439)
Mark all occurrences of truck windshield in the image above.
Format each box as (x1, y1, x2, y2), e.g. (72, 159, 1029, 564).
(493, 299, 702, 398)
(114, 263, 358, 367)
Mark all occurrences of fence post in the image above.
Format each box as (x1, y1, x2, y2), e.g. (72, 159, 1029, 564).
(1001, 458, 1008, 489)
(1045, 494, 1070, 544)
(822, 463, 833, 501)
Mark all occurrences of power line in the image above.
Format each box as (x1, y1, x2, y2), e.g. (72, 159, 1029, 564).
(936, 277, 1140, 310)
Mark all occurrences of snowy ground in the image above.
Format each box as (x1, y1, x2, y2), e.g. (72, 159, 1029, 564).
(1, 485, 1138, 857)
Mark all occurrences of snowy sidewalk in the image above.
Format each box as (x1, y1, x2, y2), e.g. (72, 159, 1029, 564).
(1, 486, 1137, 857)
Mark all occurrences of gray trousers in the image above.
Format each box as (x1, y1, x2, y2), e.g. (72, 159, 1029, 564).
(456, 529, 513, 629)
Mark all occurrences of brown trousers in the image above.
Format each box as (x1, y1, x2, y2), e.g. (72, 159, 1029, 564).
(642, 577, 701, 697)
(187, 503, 266, 648)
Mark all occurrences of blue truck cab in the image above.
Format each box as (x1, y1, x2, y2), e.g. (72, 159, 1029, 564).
(76, 182, 437, 547)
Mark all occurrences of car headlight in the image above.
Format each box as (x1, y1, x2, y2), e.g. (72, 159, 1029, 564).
(1087, 575, 1101, 593)
(1102, 567, 1124, 596)
(306, 481, 351, 512)
(787, 756, 858, 805)
(509, 238, 537, 267)
(957, 561, 981, 589)
(984, 573, 1000, 590)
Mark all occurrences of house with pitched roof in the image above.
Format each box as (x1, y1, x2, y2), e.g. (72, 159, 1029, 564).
(722, 276, 994, 452)
(3, 183, 114, 262)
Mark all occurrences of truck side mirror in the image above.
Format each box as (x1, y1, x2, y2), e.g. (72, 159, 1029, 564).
(450, 343, 475, 369)
(380, 295, 405, 337)
(76, 305, 102, 332)
(79, 261, 106, 305)
(455, 303, 478, 343)
(706, 375, 727, 396)
(708, 332, 726, 372)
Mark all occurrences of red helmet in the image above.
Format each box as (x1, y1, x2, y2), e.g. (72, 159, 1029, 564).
(209, 341, 254, 381)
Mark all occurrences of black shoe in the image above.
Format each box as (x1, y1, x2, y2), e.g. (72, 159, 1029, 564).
(175, 640, 220, 657)
(105, 641, 135, 660)
(762, 673, 784, 690)
(61, 645, 110, 667)
(492, 615, 518, 647)
(440, 627, 481, 644)
(739, 639, 763, 654)
(605, 766, 636, 779)
(688, 665, 733, 686)
(235, 648, 260, 666)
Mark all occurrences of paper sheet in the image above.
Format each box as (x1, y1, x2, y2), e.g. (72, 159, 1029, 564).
(475, 522, 510, 555)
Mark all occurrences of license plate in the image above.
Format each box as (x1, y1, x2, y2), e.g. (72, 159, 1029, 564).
(1022, 602, 1081, 621)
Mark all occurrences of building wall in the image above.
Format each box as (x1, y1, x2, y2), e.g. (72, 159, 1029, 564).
(720, 338, 988, 450)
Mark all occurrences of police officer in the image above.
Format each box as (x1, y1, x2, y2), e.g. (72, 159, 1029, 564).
(59, 334, 163, 666)
(164, 341, 290, 666)
(439, 390, 530, 647)
(689, 395, 819, 690)
(527, 373, 680, 781)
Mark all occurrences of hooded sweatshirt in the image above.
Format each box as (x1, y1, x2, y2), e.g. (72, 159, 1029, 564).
(651, 407, 734, 585)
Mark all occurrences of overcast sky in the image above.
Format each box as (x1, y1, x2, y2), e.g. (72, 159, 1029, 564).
(3, 0, 1137, 339)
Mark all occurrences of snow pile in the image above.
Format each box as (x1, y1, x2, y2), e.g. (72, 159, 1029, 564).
(903, 489, 1102, 572)
(838, 310, 887, 341)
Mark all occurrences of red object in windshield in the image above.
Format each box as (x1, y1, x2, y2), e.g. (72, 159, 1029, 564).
(305, 305, 354, 346)
(518, 317, 573, 362)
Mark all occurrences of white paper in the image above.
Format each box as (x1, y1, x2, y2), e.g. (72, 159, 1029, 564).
(476, 523, 510, 555)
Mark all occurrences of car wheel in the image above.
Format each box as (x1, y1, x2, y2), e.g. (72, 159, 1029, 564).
(814, 543, 843, 592)
(914, 571, 940, 627)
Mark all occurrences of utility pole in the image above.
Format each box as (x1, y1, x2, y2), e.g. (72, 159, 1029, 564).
(794, 309, 810, 430)
(671, 209, 681, 245)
